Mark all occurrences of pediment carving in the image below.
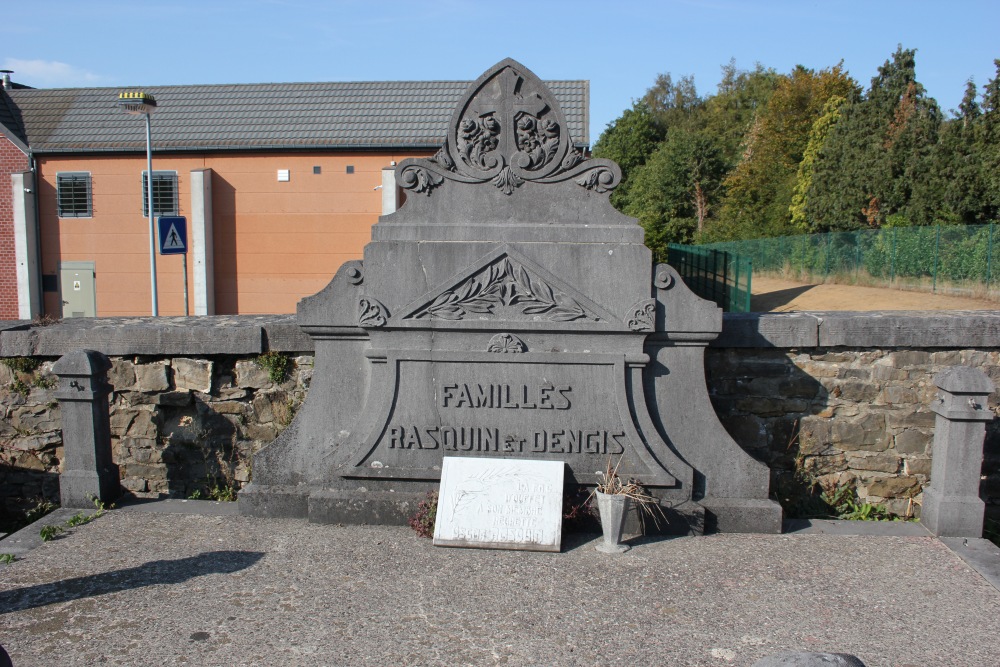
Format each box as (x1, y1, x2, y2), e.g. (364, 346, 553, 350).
(400, 246, 616, 325)
(397, 59, 621, 197)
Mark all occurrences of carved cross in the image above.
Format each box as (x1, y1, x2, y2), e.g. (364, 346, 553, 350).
(469, 67, 549, 157)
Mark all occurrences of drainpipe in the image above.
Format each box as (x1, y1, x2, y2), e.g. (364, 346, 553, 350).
(29, 151, 43, 317)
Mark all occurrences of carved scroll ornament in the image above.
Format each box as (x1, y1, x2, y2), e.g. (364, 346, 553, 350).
(626, 300, 656, 332)
(359, 298, 389, 328)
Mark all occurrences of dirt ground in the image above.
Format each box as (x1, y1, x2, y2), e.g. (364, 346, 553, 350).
(751, 275, 1000, 312)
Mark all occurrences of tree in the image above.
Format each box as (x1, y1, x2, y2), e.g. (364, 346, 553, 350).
(700, 60, 782, 167)
(789, 95, 849, 230)
(980, 60, 1000, 222)
(805, 46, 942, 231)
(717, 64, 858, 238)
(624, 128, 726, 260)
(926, 80, 986, 224)
(591, 101, 665, 209)
(641, 72, 701, 132)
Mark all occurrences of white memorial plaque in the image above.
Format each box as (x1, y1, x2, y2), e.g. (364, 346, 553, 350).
(433, 457, 564, 552)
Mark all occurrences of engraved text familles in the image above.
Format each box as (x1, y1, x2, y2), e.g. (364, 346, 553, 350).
(386, 381, 626, 456)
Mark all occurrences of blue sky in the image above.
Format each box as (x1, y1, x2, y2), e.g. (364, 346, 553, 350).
(6, 1, 999, 144)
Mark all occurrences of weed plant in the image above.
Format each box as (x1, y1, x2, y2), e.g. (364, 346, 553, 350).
(408, 490, 438, 538)
(255, 351, 290, 384)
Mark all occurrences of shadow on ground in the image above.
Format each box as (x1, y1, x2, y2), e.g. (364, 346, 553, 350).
(750, 284, 817, 312)
(0, 550, 264, 614)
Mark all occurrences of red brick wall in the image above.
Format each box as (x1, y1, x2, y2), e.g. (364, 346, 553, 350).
(0, 136, 29, 319)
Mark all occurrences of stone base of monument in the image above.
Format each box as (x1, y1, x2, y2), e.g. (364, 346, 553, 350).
(701, 497, 785, 534)
(242, 484, 709, 536)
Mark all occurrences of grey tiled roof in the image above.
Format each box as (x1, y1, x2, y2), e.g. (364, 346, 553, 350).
(8, 80, 589, 154)
(0, 89, 29, 150)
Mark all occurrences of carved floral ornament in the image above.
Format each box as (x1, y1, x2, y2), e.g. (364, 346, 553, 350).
(487, 333, 526, 353)
(397, 59, 621, 196)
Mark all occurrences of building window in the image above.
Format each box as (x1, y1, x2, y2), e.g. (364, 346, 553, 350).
(142, 171, 178, 217)
(56, 172, 92, 217)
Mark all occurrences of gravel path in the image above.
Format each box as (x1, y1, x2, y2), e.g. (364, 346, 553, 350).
(2, 511, 999, 667)
(751, 276, 998, 312)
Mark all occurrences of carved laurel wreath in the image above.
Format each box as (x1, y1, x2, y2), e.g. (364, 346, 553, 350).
(414, 257, 592, 322)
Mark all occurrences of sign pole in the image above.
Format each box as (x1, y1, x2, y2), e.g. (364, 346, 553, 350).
(145, 112, 158, 316)
(182, 253, 189, 316)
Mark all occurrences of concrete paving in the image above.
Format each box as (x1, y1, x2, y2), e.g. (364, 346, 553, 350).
(1, 508, 999, 667)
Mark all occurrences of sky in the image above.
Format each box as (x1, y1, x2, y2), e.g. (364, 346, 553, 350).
(5, 1, 1000, 145)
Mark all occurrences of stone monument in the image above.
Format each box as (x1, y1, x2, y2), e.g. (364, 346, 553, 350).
(240, 59, 782, 533)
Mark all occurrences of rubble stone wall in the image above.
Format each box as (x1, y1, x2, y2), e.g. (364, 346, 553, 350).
(0, 313, 997, 519)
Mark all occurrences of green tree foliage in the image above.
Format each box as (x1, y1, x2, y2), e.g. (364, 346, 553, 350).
(700, 60, 782, 167)
(928, 80, 986, 224)
(591, 101, 665, 209)
(789, 95, 849, 230)
(981, 60, 1000, 221)
(593, 47, 998, 250)
(624, 128, 726, 260)
(641, 72, 702, 132)
(716, 64, 859, 239)
(805, 46, 943, 231)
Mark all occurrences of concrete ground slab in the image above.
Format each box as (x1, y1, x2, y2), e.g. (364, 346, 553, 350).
(0, 509, 85, 559)
(1, 511, 998, 667)
(940, 537, 1000, 592)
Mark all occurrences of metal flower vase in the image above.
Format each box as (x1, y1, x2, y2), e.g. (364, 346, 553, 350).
(595, 490, 632, 553)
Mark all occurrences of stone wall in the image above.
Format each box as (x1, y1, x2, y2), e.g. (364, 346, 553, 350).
(707, 347, 1000, 517)
(0, 312, 997, 521)
(0, 352, 312, 512)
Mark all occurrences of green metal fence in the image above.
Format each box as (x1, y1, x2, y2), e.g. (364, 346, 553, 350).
(667, 244, 753, 313)
(701, 223, 999, 295)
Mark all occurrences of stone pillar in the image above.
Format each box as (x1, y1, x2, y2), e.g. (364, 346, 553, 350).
(190, 168, 215, 316)
(381, 166, 398, 215)
(921, 366, 995, 537)
(53, 349, 120, 508)
(12, 171, 41, 320)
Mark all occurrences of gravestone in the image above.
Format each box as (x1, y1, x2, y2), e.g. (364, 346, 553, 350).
(240, 58, 782, 534)
(433, 457, 564, 551)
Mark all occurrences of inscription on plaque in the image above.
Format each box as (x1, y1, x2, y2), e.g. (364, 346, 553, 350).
(433, 456, 564, 551)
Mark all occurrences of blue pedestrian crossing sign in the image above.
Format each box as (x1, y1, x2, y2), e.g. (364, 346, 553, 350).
(158, 216, 187, 255)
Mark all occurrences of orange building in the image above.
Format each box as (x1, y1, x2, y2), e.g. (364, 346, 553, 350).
(1, 78, 589, 317)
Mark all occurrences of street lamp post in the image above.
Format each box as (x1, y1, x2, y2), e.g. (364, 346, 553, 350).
(118, 91, 159, 316)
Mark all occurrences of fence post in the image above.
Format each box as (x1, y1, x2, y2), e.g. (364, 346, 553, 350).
(921, 366, 995, 537)
(53, 349, 120, 508)
(890, 227, 897, 286)
(988, 222, 994, 289)
(932, 225, 941, 293)
(854, 234, 861, 280)
(824, 233, 831, 280)
(745, 258, 752, 312)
